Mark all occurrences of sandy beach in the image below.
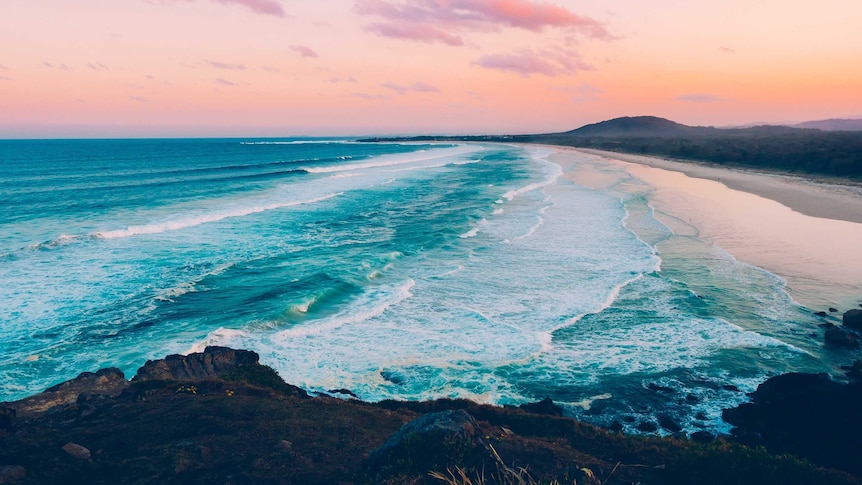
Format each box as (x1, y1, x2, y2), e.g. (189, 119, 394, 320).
(548, 146, 862, 309)
(574, 148, 862, 224)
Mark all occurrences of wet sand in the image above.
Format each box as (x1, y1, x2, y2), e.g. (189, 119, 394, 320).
(574, 148, 862, 224)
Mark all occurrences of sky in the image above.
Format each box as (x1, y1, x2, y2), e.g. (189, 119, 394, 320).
(1, 0, 861, 137)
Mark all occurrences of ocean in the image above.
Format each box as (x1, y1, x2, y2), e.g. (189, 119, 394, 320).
(0, 139, 852, 435)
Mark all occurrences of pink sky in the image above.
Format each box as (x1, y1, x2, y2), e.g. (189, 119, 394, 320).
(1, 0, 861, 137)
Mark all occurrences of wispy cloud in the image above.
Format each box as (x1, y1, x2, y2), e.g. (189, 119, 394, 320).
(719, 46, 735, 53)
(366, 22, 465, 45)
(42, 62, 72, 70)
(128, 95, 148, 102)
(289, 45, 319, 58)
(353, 92, 392, 100)
(677, 93, 724, 102)
(475, 47, 593, 77)
(88, 63, 110, 71)
(329, 76, 358, 83)
(380, 81, 440, 94)
(215, 78, 239, 86)
(151, 0, 286, 17)
(412, 81, 439, 92)
(0, 64, 8, 70)
(205, 59, 246, 70)
(355, 0, 613, 45)
(0, 76, 10, 81)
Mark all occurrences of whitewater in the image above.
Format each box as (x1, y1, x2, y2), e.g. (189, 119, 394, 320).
(0, 139, 850, 435)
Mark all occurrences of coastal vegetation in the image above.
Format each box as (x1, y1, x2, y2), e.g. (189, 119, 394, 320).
(362, 116, 862, 179)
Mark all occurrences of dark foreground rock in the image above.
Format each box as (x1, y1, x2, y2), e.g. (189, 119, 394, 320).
(6, 368, 128, 420)
(723, 372, 862, 475)
(132, 346, 260, 382)
(363, 409, 499, 481)
(1, 348, 860, 484)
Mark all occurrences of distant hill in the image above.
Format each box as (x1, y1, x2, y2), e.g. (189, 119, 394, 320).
(564, 116, 704, 137)
(794, 119, 862, 131)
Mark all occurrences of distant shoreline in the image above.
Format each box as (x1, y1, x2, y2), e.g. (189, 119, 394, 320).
(567, 147, 862, 224)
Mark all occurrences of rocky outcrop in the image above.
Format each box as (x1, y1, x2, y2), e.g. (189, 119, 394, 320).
(519, 397, 564, 416)
(844, 309, 862, 330)
(132, 346, 260, 382)
(723, 372, 862, 475)
(3, 368, 128, 420)
(825, 325, 859, 348)
(364, 409, 500, 478)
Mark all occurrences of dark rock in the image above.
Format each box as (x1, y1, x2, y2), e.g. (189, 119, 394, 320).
(695, 412, 708, 421)
(722, 384, 741, 392)
(843, 309, 862, 329)
(519, 397, 563, 416)
(328, 388, 359, 399)
(846, 360, 862, 381)
(133, 346, 259, 382)
(685, 393, 700, 403)
(0, 406, 15, 431)
(608, 420, 623, 432)
(648, 382, 674, 393)
(62, 442, 91, 460)
(623, 415, 636, 423)
(690, 431, 715, 443)
(637, 421, 658, 433)
(4, 368, 128, 420)
(0, 466, 26, 484)
(658, 413, 683, 433)
(364, 410, 498, 477)
(815, 311, 828, 317)
(829, 307, 839, 313)
(723, 372, 862, 474)
(825, 326, 859, 348)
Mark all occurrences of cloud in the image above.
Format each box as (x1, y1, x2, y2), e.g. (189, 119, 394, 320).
(475, 48, 593, 77)
(676, 93, 724, 102)
(719, 46, 735, 53)
(289, 45, 319, 58)
(0, 64, 8, 70)
(411, 81, 440, 92)
(151, 0, 286, 17)
(353, 92, 392, 100)
(205, 60, 246, 70)
(88, 63, 110, 71)
(0, 76, 9, 81)
(128, 96, 148, 102)
(215, 78, 239, 86)
(365, 22, 465, 45)
(355, 0, 613, 45)
(380, 81, 441, 94)
(42, 62, 72, 70)
(329, 76, 358, 83)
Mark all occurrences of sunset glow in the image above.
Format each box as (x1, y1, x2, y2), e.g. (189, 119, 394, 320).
(1, 0, 861, 137)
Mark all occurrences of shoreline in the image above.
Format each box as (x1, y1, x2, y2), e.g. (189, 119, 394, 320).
(571, 147, 862, 224)
(540, 144, 862, 309)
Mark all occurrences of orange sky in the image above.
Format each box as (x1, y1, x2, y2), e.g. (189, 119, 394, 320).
(1, 0, 860, 137)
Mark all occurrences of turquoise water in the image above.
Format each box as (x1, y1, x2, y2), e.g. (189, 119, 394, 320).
(0, 139, 851, 434)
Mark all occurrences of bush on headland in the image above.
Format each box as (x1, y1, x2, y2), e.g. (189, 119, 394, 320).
(1, 347, 861, 484)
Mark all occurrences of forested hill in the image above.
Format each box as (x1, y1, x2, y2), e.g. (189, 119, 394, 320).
(361, 116, 862, 179)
